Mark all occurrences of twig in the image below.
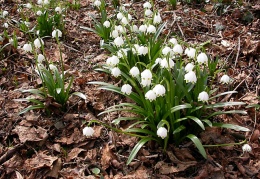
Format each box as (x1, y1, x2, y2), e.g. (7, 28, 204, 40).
(0, 143, 25, 165)
(61, 43, 83, 54)
(234, 36, 241, 67)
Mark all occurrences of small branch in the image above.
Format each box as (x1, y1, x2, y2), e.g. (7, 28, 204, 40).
(0, 143, 25, 165)
(234, 36, 241, 67)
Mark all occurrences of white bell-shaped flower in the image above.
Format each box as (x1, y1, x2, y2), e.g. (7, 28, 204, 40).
(145, 90, 156, 101)
(169, 38, 178, 45)
(184, 63, 194, 72)
(26, 3, 32, 9)
(111, 30, 119, 38)
(37, 0, 43, 4)
(131, 25, 138, 32)
(197, 52, 208, 64)
(55, 7, 62, 13)
(34, 38, 44, 49)
(121, 84, 132, 95)
(139, 24, 147, 33)
(128, 14, 132, 21)
(121, 17, 128, 25)
(153, 84, 166, 97)
(43, 0, 49, 4)
(185, 47, 196, 58)
(147, 25, 156, 34)
(111, 67, 121, 77)
(155, 58, 162, 65)
(143, 2, 152, 9)
(132, 44, 140, 54)
(2, 11, 8, 18)
(145, 9, 153, 16)
(117, 49, 128, 58)
(172, 44, 183, 54)
(114, 36, 124, 47)
(52, 29, 62, 38)
(184, 71, 197, 83)
(103, 20, 110, 28)
(36, 10, 42, 16)
(83, 126, 94, 137)
(160, 58, 174, 69)
(162, 46, 172, 56)
(37, 54, 45, 63)
(117, 12, 124, 20)
(129, 66, 140, 77)
(242, 144, 252, 153)
(153, 13, 162, 24)
(94, 0, 101, 7)
(141, 69, 152, 87)
(220, 75, 230, 84)
(198, 91, 209, 102)
(138, 46, 148, 56)
(106, 55, 120, 67)
(157, 127, 167, 139)
(23, 43, 32, 52)
(3, 23, 8, 28)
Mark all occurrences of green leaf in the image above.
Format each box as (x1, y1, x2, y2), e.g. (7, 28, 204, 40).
(202, 119, 212, 127)
(207, 110, 247, 118)
(20, 89, 46, 98)
(157, 120, 170, 131)
(125, 128, 155, 136)
(162, 104, 192, 120)
(212, 123, 250, 132)
(71, 92, 87, 100)
(127, 137, 151, 165)
(205, 102, 245, 109)
(209, 91, 238, 100)
(18, 104, 45, 115)
(172, 125, 186, 135)
(112, 117, 142, 125)
(186, 134, 207, 159)
(187, 116, 205, 130)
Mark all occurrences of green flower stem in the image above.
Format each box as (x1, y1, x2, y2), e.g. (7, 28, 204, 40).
(203, 139, 247, 147)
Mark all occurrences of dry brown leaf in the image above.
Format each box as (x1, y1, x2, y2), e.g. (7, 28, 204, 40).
(46, 158, 62, 178)
(3, 154, 24, 174)
(101, 144, 117, 170)
(122, 165, 149, 179)
(25, 151, 58, 169)
(66, 148, 86, 162)
(12, 126, 48, 143)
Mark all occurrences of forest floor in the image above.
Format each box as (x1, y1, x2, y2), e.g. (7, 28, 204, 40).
(0, 0, 259, 178)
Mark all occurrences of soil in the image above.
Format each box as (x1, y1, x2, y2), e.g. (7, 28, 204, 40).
(0, 0, 259, 178)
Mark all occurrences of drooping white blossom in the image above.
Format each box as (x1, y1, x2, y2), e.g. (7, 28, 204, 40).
(143, 2, 152, 9)
(145, 9, 153, 16)
(23, 43, 32, 52)
(139, 24, 147, 33)
(153, 13, 162, 24)
(138, 46, 148, 56)
(132, 44, 140, 54)
(106, 55, 120, 67)
(145, 90, 156, 101)
(94, 0, 101, 7)
(121, 17, 128, 25)
(37, 54, 45, 63)
(111, 67, 121, 77)
(185, 47, 196, 58)
(169, 38, 178, 45)
(52, 29, 62, 38)
(131, 25, 138, 32)
(83, 126, 94, 137)
(114, 36, 124, 47)
(121, 84, 132, 95)
(160, 58, 174, 69)
(147, 25, 156, 34)
(26, 3, 32, 9)
(129, 66, 140, 77)
(117, 12, 124, 20)
(141, 69, 153, 87)
(197, 52, 208, 64)
(184, 63, 194, 72)
(220, 75, 230, 84)
(3, 23, 8, 28)
(242, 144, 252, 153)
(55, 7, 62, 14)
(184, 71, 197, 83)
(157, 127, 167, 139)
(198, 91, 209, 102)
(43, 0, 50, 5)
(2, 11, 8, 18)
(103, 20, 110, 28)
(153, 84, 166, 97)
(155, 58, 162, 65)
(34, 38, 44, 48)
(117, 49, 128, 58)
(172, 44, 183, 54)
(111, 30, 119, 38)
(36, 10, 42, 16)
(162, 46, 172, 56)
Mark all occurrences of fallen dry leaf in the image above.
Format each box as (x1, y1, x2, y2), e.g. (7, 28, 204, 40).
(66, 148, 86, 162)
(25, 151, 58, 169)
(101, 144, 117, 170)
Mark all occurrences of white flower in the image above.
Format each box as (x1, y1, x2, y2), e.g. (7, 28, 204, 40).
(141, 69, 153, 87)
(111, 30, 119, 38)
(3, 23, 8, 28)
(37, 54, 45, 63)
(117, 12, 124, 20)
(121, 84, 132, 95)
(172, 44, 183, 54)
(153, 13, 162, 24)
(26, 3, 32, 9)
(221, 40, 230, 47)
(114, 36, 124, 47)
(220, 75, 230, 84)
(36, 10, 42, 16)
(185, 63, 194, 72)
(128, 14, 132, 21)
(185, 47, 196, 58)
(153, 84, 166, 97)
(106, 55, 119, 67)
(160, 58, 174, 69)
(0, 36, 3, 42)
(145, 9, 153, 16)
(43, 0, 49, 5)
(2, 11, 8, 18)
(242, 144, 252, 153)
(143, 2, 152, 9)
(37, 0, 43, 4)
(138, 46, 148, 56)
(34, 38, 44, 48)
(132, 44, 140, 54)
(198, 91, 209, 102)
(145, 90, 156, 101)
(117, 25, 126, 33)
(197, 53, 208, 64)
(121, 17, 128, 25)
(9, 38, 14, 45)
(23, 43, 32, 52)
(49, 64, 57, 71)
(111, 67, 121, 77)
(23, 21, 30, 27)
(83, 126, 94, 137)
(155, 58, 162, 65)
(184, 71, 197, 83)
(147, 25, 156, 33)
(162, 46, 172, 56)
(55, 7, 62, 14)
(131, 25, 138, 32)
(169, 38, 178, 45)
(129, 66, 140, 77)
(117, 48, 128, 58)
(139, 24, 147, 33)
(157, 127, 167, 139)
(103, 21, 110, 28)
(52, 29, 62, 38)
(94, 0, 101, 7)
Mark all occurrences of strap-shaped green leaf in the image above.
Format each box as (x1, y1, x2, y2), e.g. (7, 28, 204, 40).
(213, 123, 250, 132)
(186, 134, 207, 159)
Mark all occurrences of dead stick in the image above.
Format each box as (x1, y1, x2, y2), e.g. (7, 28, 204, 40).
(0, 143, 25, 165)
(234, 36, 241, 67)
